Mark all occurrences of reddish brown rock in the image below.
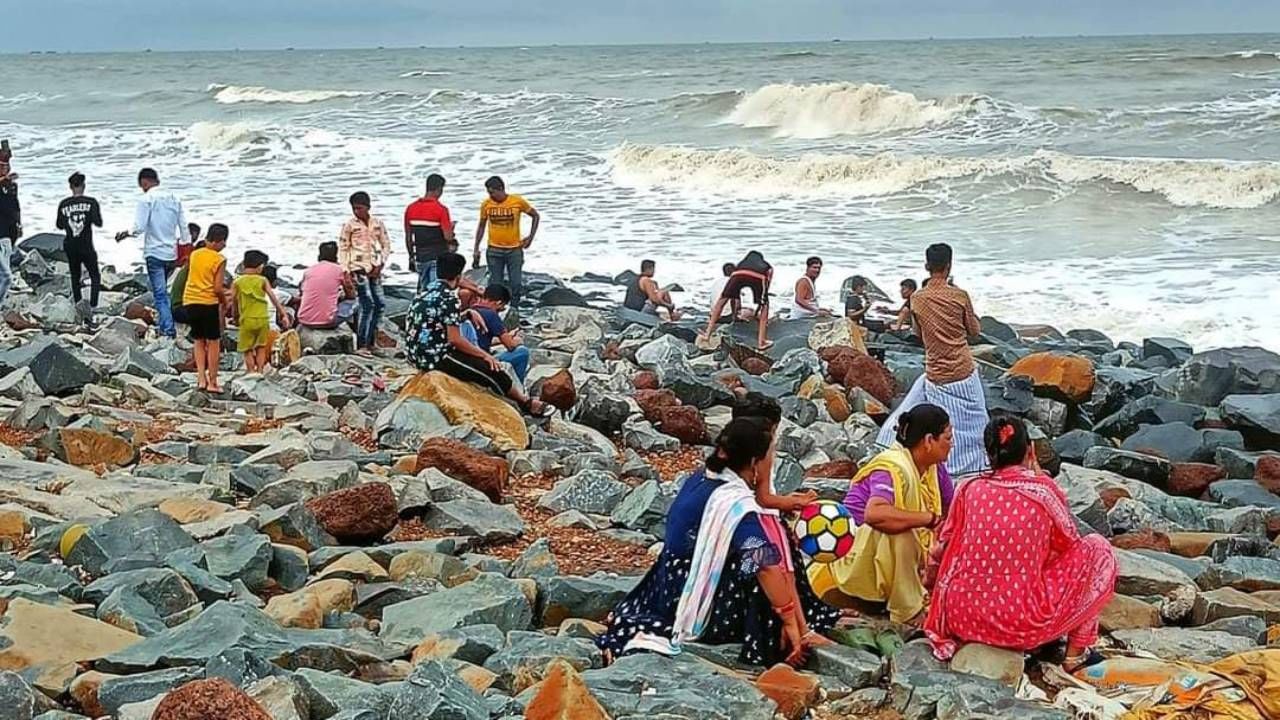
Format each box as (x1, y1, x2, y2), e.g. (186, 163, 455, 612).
(305, 482, 399, 543)
(601, 341, 623, 362)
(1257, 455, 1280, 496)
(123, 301, 153, 324)
(842, 354, 897, 405)
(1168, 463, 1226, 498)
(1007, 352, 1096, 404)
(57, 428, 138, 468)
(1110, 529, 1172, 554)
(540, 369, 577, 413)
(635, 389, 680, 422)
(741, 356, 772, 377)
(820, 346, 858, 385)
(416, 438, 508, 502)
(1098, 487, 1131, 511)
(805, 459, 859, 479)
(755, 664, 820, 720)
(4, 311, 39, 332)
(633, 370, 660, 390)
(152, 679, 272, 720)
(655, 406, 708, 445)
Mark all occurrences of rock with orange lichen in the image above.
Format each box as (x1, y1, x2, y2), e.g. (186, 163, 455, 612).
(755, 664, 820, 720)
(525, 660, 611, 720)
(540, 369, 578, 413)
(1008, 352, 1096, 404)
(416, 438, 509, 503)
(398, 371, 528, 451)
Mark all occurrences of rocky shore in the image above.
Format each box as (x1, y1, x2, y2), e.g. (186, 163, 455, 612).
(1, 234, 1279, 719)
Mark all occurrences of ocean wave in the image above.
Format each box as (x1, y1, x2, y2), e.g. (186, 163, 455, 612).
(399, 70, 452, 78)
(610, 143, 1280, 209)
(610, 143, 1010, 197)
(206, 83, 369, 104)
(0, 92, 59, 107)
(772, 50, 822, 59)
(188, 121, 281, 151)
(723, 82, 982, 138)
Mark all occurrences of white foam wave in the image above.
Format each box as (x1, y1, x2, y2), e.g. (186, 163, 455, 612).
(724, 82, 979, 138)
(610, 143, 1010, 197)
(188, 121, 279, 151)
(399, 70, 452, 78)
(610, 143, 1280, 209)
(206, 83, 369, 104)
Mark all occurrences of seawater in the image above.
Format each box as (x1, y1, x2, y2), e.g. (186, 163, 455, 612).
(2, 35, 1280, 347)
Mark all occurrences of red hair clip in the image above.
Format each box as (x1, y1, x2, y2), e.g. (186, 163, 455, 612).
(998, 424, 1016, 445)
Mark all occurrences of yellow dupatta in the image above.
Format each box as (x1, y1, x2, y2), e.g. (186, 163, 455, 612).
(806, 442, 943, 623)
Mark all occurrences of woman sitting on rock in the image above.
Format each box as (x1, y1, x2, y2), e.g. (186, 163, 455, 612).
(923, 416, 1117, 671)
(596, 416, 838, 667)
(808, 403, 954, 625)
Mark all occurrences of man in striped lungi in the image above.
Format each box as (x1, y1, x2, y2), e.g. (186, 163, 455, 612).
(875, 243, 990, 476)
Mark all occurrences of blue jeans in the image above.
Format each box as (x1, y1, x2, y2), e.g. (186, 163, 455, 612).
(486, 248, 524, 305)
(496, 345, 530, 382)
(0, 238, 12, 303)
(145, 255, 176, 337)
(416, 256, 438, 293)
(354, 273, 385, 349)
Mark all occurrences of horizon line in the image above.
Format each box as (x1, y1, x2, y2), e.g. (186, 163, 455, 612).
(3, 29, 1277, 57)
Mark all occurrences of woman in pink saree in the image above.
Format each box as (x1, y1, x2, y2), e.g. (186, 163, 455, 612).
(924, 416, 1117, 671)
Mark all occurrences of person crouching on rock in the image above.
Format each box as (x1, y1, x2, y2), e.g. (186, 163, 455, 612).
(183, 223, 230, 393)
(923, 416, 1116, 672)
(698, 250, 774, 351)
(808, 403, 954, 626)
(405, 252, 552, 417)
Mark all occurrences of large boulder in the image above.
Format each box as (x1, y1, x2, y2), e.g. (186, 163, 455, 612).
(0, 599, 142, 695)
(381, 573, 533, 645)
(539, 369, 577, 413)
(1221, 393, 1280, 437)
(654, 405, 708, 445)
(398, 372, 528, 451)
(64, 509, 198, 577)
(1175, 347, 1280, 406)
(416, 438, 508, 503)
(582, 653, 776, 720)
(1083, 447, 1171, 487)
(1007, 352, 1096, 404)
(1095, 396, 1206, 441)
(572, 378, 632, 435)
(525, 660, 610, 720)
(29, 343, 99, 397)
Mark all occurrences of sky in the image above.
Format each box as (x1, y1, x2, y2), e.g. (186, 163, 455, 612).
(7, 0, 1280, 52)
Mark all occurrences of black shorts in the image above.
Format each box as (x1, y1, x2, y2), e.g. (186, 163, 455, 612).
(721, 272, 770, 306)
(186, 303, 222, 340)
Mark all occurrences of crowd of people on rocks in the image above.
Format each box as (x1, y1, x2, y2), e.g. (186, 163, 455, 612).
(0, 142, 1120, 675)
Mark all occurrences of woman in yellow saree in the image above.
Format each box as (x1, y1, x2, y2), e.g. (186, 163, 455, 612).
(807, 403, 954, 624)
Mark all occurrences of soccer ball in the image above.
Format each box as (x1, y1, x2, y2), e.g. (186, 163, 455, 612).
(793, 501, 855, 564)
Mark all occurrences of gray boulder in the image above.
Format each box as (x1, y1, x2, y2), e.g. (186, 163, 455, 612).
(1175, 347, 1280, 406)
(422, 499, 524, 544)
(380, 573, 533, 645)
(1110, 628, 1256, 664)
(1221, 393, 1280, 437)
(97, 667, 205, 716)
(582, 653, 776, 720)
(1083, 446, 1170, 487)
(66, 509, 197, 577)
(538, 573, 639, 626)
(1095, 396, 1206, 440)
(483, 631, 601, 691)
(537, 470, 629, 516)
(295, 668, 394, 719)
(1052, 430, 1110, 465)
(386, 660, 487, 720)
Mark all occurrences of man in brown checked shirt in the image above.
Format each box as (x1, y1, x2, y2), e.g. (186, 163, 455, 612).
(874, 243, 990, 476)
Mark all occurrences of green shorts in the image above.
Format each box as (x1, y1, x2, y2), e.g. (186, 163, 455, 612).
(237, 317, 271, 353)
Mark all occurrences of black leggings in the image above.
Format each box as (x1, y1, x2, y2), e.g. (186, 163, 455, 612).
(65, 241, 101, 307)
(437, 350, 513, 396)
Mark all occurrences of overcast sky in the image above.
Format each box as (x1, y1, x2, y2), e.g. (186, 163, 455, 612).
(8, 0, 1280, 53)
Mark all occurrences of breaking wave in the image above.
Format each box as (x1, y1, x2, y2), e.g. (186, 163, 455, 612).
(723, 82, 984, 137)
(610, 143, 1280, 209)
(188, 121, 280, 151)
(399, 70, 452, 78)
(206, 83, 369, 104)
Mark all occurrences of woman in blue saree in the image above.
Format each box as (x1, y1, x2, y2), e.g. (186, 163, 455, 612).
(596, 416, 838, 666)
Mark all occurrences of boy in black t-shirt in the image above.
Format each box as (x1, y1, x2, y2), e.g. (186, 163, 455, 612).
(56, 172, 104, 319)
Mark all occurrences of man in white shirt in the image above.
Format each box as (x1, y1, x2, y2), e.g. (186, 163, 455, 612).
(116, 168, 191, 338)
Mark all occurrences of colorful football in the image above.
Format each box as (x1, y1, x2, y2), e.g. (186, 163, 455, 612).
(793, 500, 855, 564)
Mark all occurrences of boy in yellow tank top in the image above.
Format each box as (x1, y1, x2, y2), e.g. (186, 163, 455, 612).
(183, 224, 229, 392)
(233, 250, 292, 373)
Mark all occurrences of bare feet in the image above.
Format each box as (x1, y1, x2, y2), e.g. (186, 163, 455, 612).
(757, 340, 775, 351)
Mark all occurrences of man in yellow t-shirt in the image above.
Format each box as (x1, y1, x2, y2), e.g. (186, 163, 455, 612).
(473, 176, 539, 306)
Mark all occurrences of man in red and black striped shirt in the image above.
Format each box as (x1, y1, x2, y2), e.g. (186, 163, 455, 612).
(404, 174, 455, 292)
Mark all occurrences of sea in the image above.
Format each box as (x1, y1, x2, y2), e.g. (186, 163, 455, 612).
(2, 35, 1279, 349)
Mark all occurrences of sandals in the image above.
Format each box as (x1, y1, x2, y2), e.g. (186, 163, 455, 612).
(522, 398, 556, 418)
(1062, 648, 1104, 674)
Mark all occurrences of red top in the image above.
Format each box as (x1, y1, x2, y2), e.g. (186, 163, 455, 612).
(404, 197, 454, 261)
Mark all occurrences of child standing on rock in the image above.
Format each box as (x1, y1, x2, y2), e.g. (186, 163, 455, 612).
(233, 250, 291, 373)
(183, 224, 229, 392)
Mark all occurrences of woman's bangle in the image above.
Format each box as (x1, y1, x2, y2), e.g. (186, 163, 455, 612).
(772, 601, 796, 617)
